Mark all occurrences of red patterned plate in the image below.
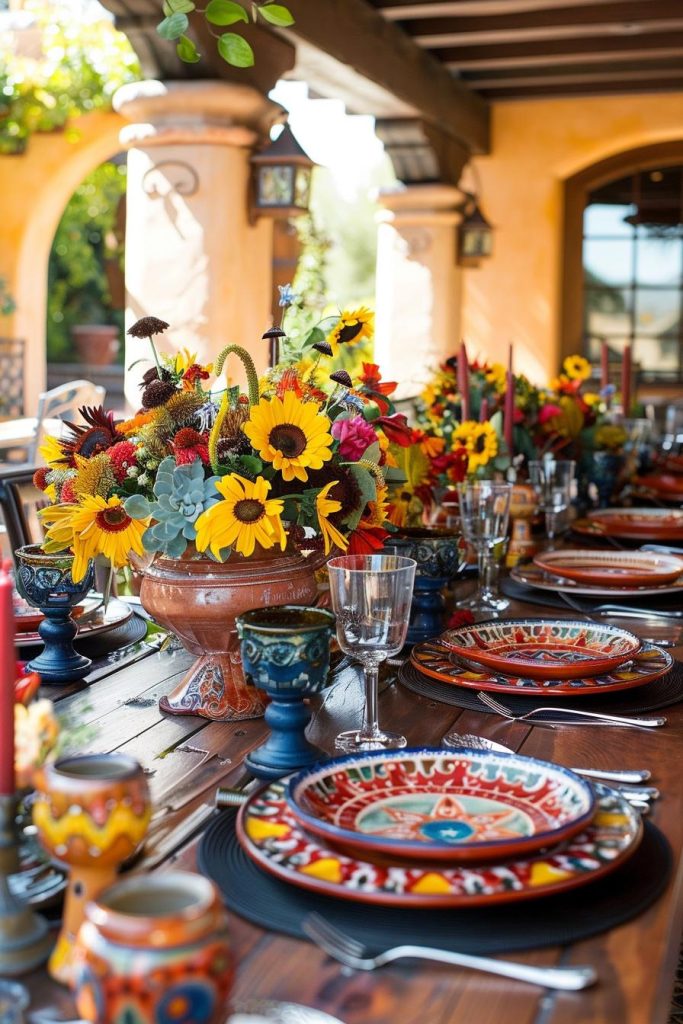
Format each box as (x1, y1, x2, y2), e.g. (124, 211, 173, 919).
(635, 473, 683, 498)
(410, 640, 672, 696)
(440, 619, 641, 680)
(580, 508, 683, 541)
(237, 780, 642, 908)
(286, 749, 595, 864)
(510, 563, 683, 598)
(533, 549, 683, 588)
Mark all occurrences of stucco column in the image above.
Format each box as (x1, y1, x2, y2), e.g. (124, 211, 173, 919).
(114, 81, 285, 409)
(374, 184, 463, 399)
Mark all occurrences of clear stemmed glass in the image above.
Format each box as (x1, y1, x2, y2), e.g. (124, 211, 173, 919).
(457, 482, 512, 615)
(327, 554, 416, 753)
(529, 457, 576, 547)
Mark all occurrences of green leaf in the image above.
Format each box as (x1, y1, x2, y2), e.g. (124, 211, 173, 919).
(177, 34, 201, 62)
(217, 31, 255, 66)
(258, 4, 294, 26)
(166, 0, 195, 12)
(124, 494, 152, 519)
(157, 12, 189, 39)
(236, 454, 263, 476)
(206, 0, 248, 25)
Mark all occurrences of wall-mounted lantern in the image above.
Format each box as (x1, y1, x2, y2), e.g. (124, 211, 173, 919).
(250, 123, 315, 220)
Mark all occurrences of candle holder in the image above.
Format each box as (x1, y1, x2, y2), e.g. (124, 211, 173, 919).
(14, 545, 94, 684)
(0, 794, 52, 976)
(32, 753, 151, 986)
(236, 606, 335, 780)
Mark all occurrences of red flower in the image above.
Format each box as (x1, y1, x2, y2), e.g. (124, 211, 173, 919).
(32, 467, 50, 491)
(60, 479, 77, 504)
(182, 363, 211, 390)
(359, 362, 397, 396)
(446, 609, 475, 630)
(172, 428, 210, 465)
(332, 416, 377, 460)
(348, 523, 389, 554)
(108, 440, 139, 483)
(377, 413, 413, 447)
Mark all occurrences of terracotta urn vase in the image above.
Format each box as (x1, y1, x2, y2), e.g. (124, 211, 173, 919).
(140, 546, 327, 722)
(32, 754, 151, 987)
(72, 871, 233, 1024)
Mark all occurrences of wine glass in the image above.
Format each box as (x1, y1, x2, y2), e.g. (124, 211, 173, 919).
(327, 554, 416, 752)
(529, 457, 576, 547)
(457, 482, 512, 614)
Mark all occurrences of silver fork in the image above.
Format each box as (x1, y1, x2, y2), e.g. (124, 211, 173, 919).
(476, 691, 666, 728)
(303, 913, 597, 991)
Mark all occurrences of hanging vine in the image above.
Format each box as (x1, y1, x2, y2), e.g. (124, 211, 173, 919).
(157, 0, 294, 69)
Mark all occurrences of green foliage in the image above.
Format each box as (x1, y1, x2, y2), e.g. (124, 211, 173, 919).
(0, 2, 140, 155)
(0, 278, 15, 318)
(164, 0, 294, 68)
(47, 161, 127, 362)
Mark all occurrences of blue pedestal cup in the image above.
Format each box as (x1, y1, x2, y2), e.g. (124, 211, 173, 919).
(236, 605, 336, 780)
(384, 527, 463, 644)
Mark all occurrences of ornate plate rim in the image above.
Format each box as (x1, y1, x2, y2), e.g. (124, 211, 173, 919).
(410, 640, 673, 696)
(285, 748, 596, 864)
(236, 780, 643, 908)
(440, 619, 642, 680)
(15, 597, 132, 648)
(510, 564, 683, 598)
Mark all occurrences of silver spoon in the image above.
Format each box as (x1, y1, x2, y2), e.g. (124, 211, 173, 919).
(443, 733, 652, 784)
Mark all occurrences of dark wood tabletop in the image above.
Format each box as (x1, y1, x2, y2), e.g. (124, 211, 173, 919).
(20, 591, 683, 1024)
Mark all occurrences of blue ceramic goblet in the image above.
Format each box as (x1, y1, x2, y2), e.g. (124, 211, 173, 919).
(14, 545, 94, 684)
(236, 605, 335, 780)
(384, 527, 463, 644)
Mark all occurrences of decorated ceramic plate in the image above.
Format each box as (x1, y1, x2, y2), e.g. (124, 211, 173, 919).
(533, 549, 683, 588)
(410, 640, 672, 696)
(634, 474, 683, 498)
(15, 597, 131, 648)
(13, 595, 101, 636)
(510, 563, 683, 598)
(236, 781, 642, 908)
(579, 507, 683, 541)
(286, 749, 595, 864)
(440, 619, 641, 680)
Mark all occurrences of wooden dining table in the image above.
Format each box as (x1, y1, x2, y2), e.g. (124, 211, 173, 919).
(18, 588, 683, 1024)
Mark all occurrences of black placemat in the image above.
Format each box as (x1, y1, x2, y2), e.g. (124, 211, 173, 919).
(398, 657, 683, 716)
(501, 573, 683, 611)
(198, 809, 671, 955)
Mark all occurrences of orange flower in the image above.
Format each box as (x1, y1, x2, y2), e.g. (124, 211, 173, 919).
(118, 410, 157, 435)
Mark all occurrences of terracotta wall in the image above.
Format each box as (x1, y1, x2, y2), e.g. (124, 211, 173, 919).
(461, 92, 683, 385)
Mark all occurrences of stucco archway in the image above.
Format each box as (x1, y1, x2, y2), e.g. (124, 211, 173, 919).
(0, 110, 126, 413)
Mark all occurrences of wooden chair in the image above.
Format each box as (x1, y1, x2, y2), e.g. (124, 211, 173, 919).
(0, 379, 106, 464)
(0, 464, 43, 563)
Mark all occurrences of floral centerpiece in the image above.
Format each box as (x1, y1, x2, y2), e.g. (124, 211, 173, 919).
(31, 301, 413, 720)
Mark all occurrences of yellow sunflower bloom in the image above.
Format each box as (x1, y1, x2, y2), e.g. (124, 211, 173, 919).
(39, 434, 67, 468)
(327, 308, 374, 357)
(484, 362, 507, 394)
(244, 392, 333, 483)
(563, 354, 592, 381)
(454, 421, 498, 474)
(195, 474, 286, 559)
(40, 495, 148, 582)
(315, 481, 349, 555)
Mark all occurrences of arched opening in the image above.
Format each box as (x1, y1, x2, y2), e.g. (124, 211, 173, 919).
(561, 140, 683, 403)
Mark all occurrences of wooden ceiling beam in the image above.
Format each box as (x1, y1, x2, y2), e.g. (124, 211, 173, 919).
(439, 33, 683, 67)
(480, 78, 683, 99)
(415, 18, 683, 47)
(468, 67, 683, 90)
(372, 0, 623, 16)
(283, 0, 489, 154)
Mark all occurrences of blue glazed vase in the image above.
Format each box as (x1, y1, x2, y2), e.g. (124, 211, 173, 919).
(236, 605, 335, 780)
(14, 545, 94, 684)
(383, 527, 463, 644)
(590, 451, 625, 508)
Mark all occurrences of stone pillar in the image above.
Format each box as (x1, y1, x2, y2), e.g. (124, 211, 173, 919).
(113, 81, 286, 409)
(374, 184, 463, 399)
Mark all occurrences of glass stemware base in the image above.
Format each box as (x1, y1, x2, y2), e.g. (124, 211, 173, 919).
(334, 729, 407, 753)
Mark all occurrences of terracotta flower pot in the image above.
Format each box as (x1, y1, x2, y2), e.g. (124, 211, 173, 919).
(71, 325, 120, 367)
(72, 871, 233, 1024)
(140, 546, 327, 722)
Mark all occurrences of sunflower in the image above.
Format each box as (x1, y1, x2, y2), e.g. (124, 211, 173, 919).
(454, 421, 498, 474)
(195, 474, 286, 559)
(244, 392, 333, 483)
(327, 308, 374, 356)
(562, 354, 592, 381)
(40, 495, 148, 582)
(315, 481, 349, 555)
(484, 362, 507, 393)
(38, 434, 68, 469)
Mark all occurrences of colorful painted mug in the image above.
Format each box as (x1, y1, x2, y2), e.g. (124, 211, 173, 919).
(72, 871, 233, 1024)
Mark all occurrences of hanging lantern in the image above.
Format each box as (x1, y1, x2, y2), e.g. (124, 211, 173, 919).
(457, 197, 493, 263)
(250, 124, 315, 220)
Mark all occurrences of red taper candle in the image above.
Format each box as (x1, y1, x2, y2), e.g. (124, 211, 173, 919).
(600, 340, 609, 392)
(458, 340, 470, 421)
(479, 397, 489, 422)
(621, 344, 632, 417)
(0, 563, 16, 796)
(504, 369, 515, 460)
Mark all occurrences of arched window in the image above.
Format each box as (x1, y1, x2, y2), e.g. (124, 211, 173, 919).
(562, 142, 683, 394)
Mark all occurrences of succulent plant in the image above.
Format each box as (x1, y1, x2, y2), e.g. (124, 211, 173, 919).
(124, 456, 220, 558)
